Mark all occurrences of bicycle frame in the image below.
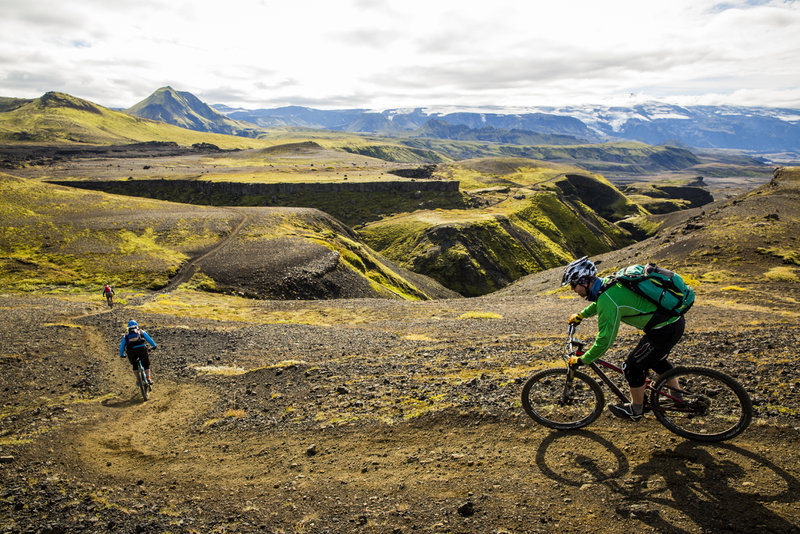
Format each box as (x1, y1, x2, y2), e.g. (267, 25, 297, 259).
(586, 360, 631, 404)
(566, 324, 682, 410)
(522, 324, 752, 441)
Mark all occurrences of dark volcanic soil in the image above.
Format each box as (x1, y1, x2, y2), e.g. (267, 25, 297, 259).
(1, 284, 799, 533)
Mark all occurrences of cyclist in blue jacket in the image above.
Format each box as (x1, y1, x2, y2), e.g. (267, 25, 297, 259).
(119, 320, 157, 387)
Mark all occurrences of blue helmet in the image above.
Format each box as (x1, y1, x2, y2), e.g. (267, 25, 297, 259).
(127, 320, 138, 328)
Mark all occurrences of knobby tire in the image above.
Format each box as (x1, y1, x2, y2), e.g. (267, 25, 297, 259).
(521, 367, 605, 430)
(138, 361, 150, 401)
(650, 365, 752, 442)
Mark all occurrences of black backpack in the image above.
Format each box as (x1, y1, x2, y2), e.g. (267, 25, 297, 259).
(125, 328, 145, 350)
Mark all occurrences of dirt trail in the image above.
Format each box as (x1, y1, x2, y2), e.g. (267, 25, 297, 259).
(158, 210, 251, 293)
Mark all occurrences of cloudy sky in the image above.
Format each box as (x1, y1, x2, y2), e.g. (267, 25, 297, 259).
(1, 0, 799, 111)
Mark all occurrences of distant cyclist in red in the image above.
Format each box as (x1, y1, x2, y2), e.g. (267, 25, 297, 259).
(102, 284, 115, 308)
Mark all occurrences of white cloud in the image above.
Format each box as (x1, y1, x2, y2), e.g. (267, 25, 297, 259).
(0, 0, 798, 109)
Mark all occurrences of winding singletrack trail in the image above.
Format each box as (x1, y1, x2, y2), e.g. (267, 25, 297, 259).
(158, 209, 251, 293)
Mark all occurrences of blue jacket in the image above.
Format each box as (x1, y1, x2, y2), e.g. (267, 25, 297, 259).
(120, 329, 157, 357)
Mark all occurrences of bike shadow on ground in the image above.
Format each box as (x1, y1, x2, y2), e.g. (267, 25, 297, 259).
(535, 430, 800, 532)
(534, 429, 629, 486)
(101, 394, 147, 408)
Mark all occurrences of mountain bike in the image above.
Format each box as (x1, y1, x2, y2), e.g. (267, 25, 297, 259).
(132, 346, 155, 401)
(521, 324, 752, 442)
(105, 293, 114, 308)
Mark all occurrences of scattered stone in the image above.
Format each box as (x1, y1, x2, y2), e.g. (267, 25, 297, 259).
(457, 501, 475, 517)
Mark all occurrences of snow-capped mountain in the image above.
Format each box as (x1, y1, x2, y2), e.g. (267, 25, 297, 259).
(214, 101, 800, 157)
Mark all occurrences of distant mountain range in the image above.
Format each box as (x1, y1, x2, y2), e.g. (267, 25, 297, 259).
(210, 101, 800, 158)
(4, 86, 797, 161)
(117, 87, 799, 159)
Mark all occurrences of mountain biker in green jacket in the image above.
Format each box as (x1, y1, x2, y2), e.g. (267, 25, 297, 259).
(562, 256, 683, 421)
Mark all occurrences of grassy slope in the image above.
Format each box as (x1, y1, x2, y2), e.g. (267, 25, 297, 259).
(0, 94, 454, 163)
(0, 92, 272, 149)
(0, 174, 450, 300)
(359, 160, 641, 296)
(363, 137, 701, 171)
(360, 193, 629, 296)
(0, 173, 229, 290)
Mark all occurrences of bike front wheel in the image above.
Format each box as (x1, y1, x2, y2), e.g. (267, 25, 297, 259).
(650, 366, 752, 442)
(521, 368, 605, 430)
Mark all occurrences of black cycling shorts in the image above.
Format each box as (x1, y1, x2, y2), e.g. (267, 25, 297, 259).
(127, 346, 150, 371)
(623, 315, 685, 388)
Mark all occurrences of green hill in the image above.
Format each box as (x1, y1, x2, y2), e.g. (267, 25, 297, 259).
(359, 160, 648, 296)
(0, 174, 457, 300)
(0, 92, 269, 148)
(342, 137, 701, 172)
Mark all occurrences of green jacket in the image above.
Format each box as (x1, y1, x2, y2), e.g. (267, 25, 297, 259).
(578, 279, 680, 364)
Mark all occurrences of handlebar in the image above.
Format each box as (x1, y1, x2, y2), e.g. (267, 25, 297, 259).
(566, 323, 585, 355)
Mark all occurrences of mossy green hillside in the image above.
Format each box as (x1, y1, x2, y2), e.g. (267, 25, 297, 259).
(383, 139, 700, 172)
(337, 143, 452, 164)
(233, 210, 440, 300)
(435, 157, 572, 191)
(427, 158, 652, 235)
(625, 194, 691, 214)
(0, 92, 274, 149)
(1, 175, 440, 300)
(359, 189, 635, 296)
(550, 173, 646, 222)
(432, 158, 648, 224)
(0, 174, 231, 291)
(622, 180, 714, 214)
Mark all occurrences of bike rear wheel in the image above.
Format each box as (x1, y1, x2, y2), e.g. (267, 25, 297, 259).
(521, 368, 605, 430)
(650, 366, 752, 442)
(137, 362, 150, 401)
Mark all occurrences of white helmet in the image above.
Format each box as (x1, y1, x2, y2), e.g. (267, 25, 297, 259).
(561, 256, 597, 287)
